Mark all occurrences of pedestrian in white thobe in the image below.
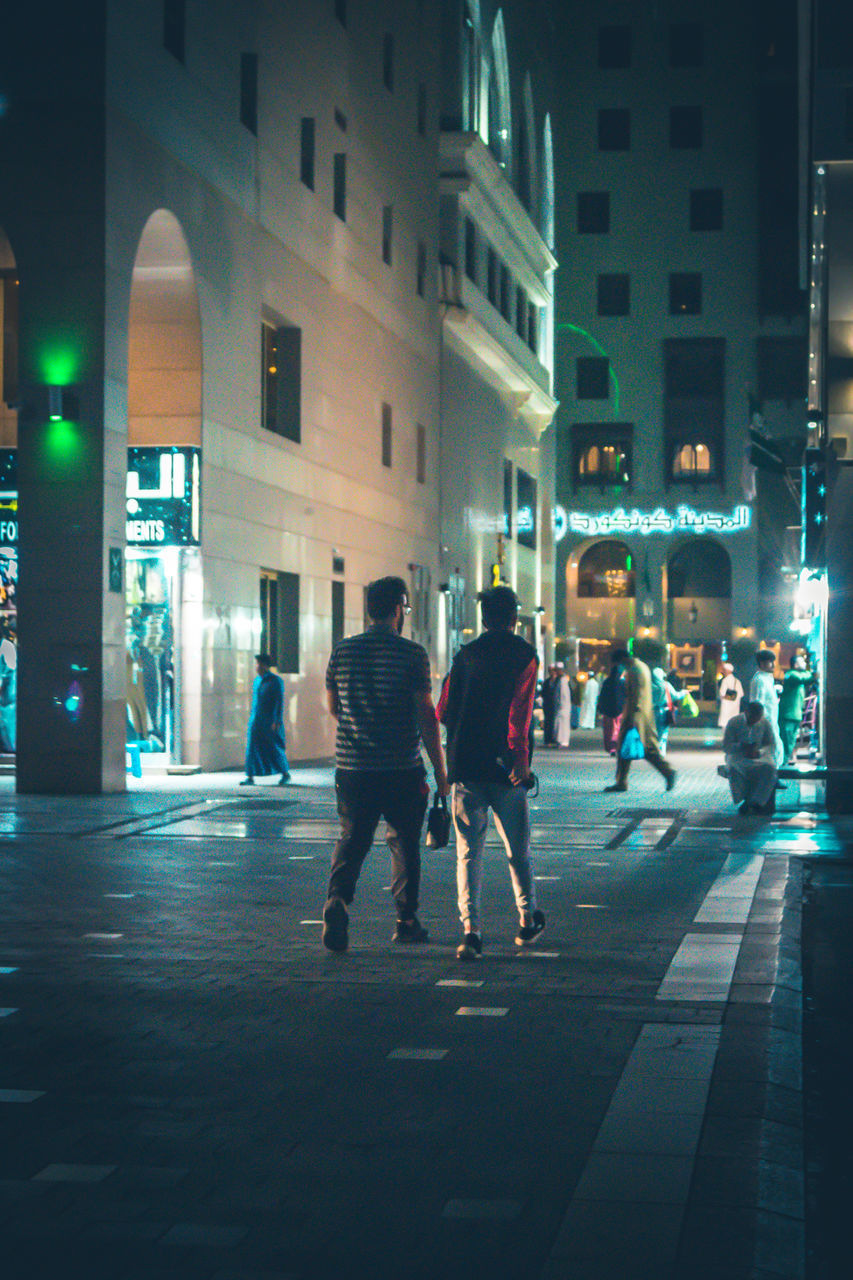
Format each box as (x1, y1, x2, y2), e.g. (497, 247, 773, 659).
(748, 652, 784, 768)
(723, 704, 778, 815)
(554, 666, 572, 748)
(578, 672, 600, 729)
(717, 663, 744, 729)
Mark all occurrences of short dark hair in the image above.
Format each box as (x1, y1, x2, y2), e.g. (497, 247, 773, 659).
(478, 585, 519, 629)
(757, 649, 775, 666)
(255, 652, 273, 665)
(745, 699, 765, 720)
(611, 648, 630, 666)
(366, 575, 408, 621)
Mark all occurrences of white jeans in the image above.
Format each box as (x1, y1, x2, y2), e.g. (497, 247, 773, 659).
(452, 781, 537, 934)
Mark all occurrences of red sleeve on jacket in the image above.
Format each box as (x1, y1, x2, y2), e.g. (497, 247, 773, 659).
(507, 658, 538, 765)
(436, 672, 450, 723)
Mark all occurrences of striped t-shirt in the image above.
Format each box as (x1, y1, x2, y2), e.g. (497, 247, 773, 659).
(325, 625, 432, 770)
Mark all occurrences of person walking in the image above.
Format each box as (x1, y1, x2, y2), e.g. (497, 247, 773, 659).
(438, 586, 545, 961)
(321, 576, 448, 953)
(553, 662, 572, 748)
(604, 649, 676, 793)
(717, 662, 744, 730)
(597, 658, 626, 755)
(240, 653, 291, 786)
(723, 700, 778, 816)
(540, 665, 559, 746)
(651, 665, 686, 756)
(578, 668, 600, 730)
(778, 653, 814, 764)
(748, 650, 784, 769)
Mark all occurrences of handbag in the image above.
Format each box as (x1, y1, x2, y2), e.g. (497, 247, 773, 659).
(425, 792, 451, 849)
(619, 727, 645, 760)
(681, 691, 699, 718)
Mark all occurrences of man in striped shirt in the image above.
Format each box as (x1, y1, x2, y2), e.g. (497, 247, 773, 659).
(322, 576, 449, 952)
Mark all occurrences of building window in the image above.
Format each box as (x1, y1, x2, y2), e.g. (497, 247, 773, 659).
(382, 205, 393, 266)
(500, 265, 511, 322)
(333, 153, 346, 220)
(573, 424, 633, 489)
(334, 0, 346, 28)
(383, 33, 394, 91)
(690, 188, 723, 231)
(240, 53, 258, 135)
(163, 0, 185, 64)
(334, 107, 347, 131)
(672, 442, 715, 480)
(527, 302, 538, 355)
(417, 242, 427, 298)
(578, 540, 635, 598)
(598, 25, 631, 69)
(1, 273, 19, 408)
(664, 337, 725, 485)
(487, 248, 498, 305)
(260, 570, 300, 674)
(577, 356, 610, 400)
(464, 218, 477, 282)
(597, 273, 630, 316)
(757, 336, 808, 401)
(670, 22, 703, 68)
(503, 459, 513, 539)
(670, 105, 702, 149)
(381, 402, 392, 468)
(331, 580, 345, 651)
(418, 83, 427, 135)
(669, 273, 702, 314)
(416, 423, 426, 484)
(516, 469, 537, 549)
(577, 191, 610, 233)
(262, 323, 301, 443)
(300, 118, 315, 189)
(598, 109, 630, 151)
(516, 286, 527, 337)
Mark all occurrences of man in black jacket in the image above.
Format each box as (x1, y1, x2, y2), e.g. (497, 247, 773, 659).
(438, 586, 545, 960)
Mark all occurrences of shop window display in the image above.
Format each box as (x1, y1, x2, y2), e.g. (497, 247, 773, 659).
(126, 557, 175, 757)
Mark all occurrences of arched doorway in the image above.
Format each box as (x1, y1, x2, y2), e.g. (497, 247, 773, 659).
(565, 539, 634, 668)
(667, 538, 732, 699)
(126, 210, 202, 766)
(0, 227, 18, 754)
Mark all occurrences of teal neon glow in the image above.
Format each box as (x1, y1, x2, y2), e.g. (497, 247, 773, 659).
(555, 321, 620, 415)
(551, 503, 752, 541)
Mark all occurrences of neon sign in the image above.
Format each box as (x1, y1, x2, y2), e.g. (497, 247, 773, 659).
(553, 503, 752, 541)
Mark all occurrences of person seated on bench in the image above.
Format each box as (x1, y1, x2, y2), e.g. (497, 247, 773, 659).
(722, 700, 778, 817)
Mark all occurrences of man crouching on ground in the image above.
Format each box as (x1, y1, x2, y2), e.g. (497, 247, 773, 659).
(438, 585, 545, 961)
(322, 575, 449, 952)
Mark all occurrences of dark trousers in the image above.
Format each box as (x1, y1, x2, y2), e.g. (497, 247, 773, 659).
(327, 767, 429, 919)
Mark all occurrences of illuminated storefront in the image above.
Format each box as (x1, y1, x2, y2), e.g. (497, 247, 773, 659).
(0, 449, 17, 755)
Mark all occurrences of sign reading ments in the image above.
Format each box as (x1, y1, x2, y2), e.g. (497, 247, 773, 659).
(0, 446, 201, 548)
(552, 503, 752, 542)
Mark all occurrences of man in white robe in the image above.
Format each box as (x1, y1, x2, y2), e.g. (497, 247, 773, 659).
(578, 669, 600, 729)
(748, 650, 784, 769)
(723, 701, 777, 816)
(554, 664, 572, 748)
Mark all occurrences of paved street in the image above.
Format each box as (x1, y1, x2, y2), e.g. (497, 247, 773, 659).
(0, 734, 846, 1279)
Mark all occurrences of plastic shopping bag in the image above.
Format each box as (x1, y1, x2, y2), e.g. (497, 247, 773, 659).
(619, 727, 645, 760)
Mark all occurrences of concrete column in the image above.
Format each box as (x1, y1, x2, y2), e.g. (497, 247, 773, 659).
(1, 4, 124, 792)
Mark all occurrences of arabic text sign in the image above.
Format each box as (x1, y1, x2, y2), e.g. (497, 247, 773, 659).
(553, 504, 752, 541)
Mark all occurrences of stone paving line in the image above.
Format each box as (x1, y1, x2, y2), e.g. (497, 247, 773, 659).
(0, 747, 837, 1279)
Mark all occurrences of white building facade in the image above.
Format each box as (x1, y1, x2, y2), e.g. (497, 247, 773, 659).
(0, 0, 555, 788)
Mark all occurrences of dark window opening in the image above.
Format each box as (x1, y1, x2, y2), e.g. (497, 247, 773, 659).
(262, 323, 301, 443)
(598, 108, 630, 151)
(381, 402, 392, 468)
(487, 248, 498, 305)
(383, 33, 394, 91)
(333, 153, 347, 220)
(261, 570, 300, 674)
(464, 218, 477, 282)
(500, 265, 511, 322)
(664, 336, 725, 486)
(334, 107, 347, 131)
(573, 425, 634, 490)
(598, 24, 632, 69)
(335, 0, 347, 28)
(690, 187, 723, 231)
(527, 303, 538, 355)
(670, 105, 702, 149)
(516, 469, 537, 549)
(332, 580, 345, 651)
(503, 459, 513, 539)
(417, 242, 427, 298)
(163, 0, 185, 64)
(1, 273, 19, 408)
(516, 286, 527, 337)
(416, 423, 426, 484)
(382, 205, 393, 266)
(240, 53, 258, 135)
(300, 118, 315, 189)
(597, 273, 630, 316)
(669, 273, 703, 314)
(577, 191, 610, 233)
(577, 356, 610, 400)
(757, 336, 808, 401)
(670, 22, 703, 67)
